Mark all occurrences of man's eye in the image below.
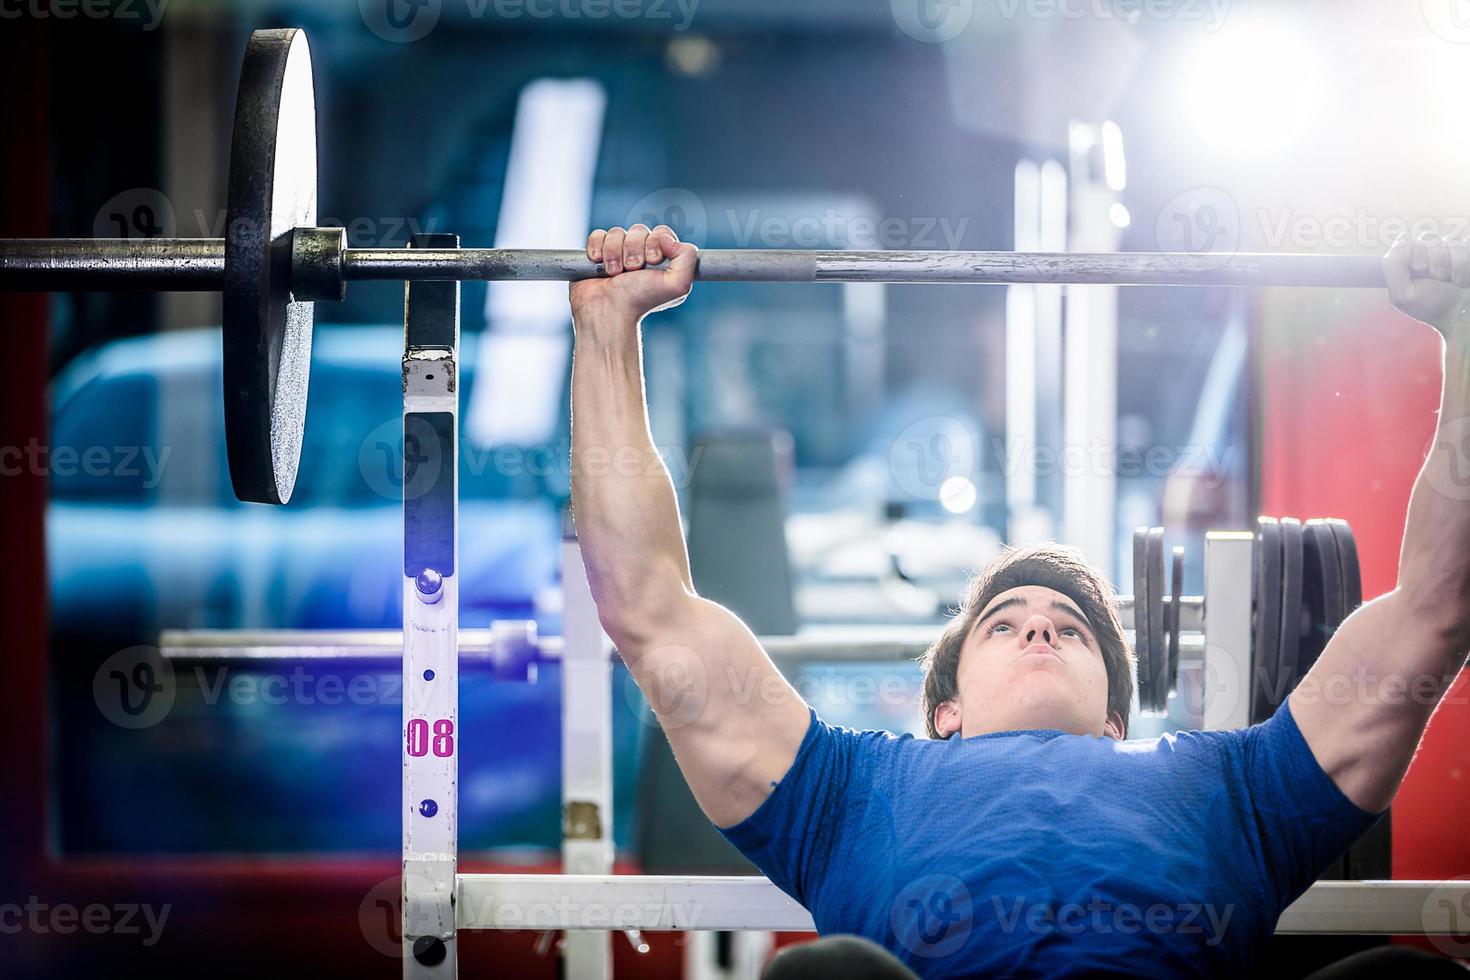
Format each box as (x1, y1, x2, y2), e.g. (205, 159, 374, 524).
(1061, 628, 1081, 639)
(989, 623, 1011, 635)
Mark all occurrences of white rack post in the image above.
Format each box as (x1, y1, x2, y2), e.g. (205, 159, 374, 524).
(1203, 532, 1254, 732)
(561, 516, 615, 979)
(402, 234, 462, 978)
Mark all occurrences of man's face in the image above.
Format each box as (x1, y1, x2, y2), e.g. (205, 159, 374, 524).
(933, 585, 1123, 741)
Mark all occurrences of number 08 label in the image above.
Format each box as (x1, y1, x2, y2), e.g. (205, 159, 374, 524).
(406, 717, 455, 758)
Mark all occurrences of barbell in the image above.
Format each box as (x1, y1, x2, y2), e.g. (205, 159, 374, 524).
(0, 28, 1392, 505)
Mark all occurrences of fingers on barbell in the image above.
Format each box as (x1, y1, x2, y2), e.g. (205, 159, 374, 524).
(648, 224, 678, 264)
(603, 227, 628, 274)
(587, 229, 607, 263)
(624, 224, 651, 270)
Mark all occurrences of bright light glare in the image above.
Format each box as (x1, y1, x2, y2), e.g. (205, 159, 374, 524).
(1178, 27, 1323, 153)
(939, 476, 978, 515)
(1109, 203, 1132, 229)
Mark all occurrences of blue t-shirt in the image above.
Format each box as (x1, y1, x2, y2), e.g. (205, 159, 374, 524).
(720, 701, 1380, 978)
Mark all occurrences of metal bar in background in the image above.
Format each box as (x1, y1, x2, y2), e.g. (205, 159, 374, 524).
(455, 875, 1470, 936)
(401, 234, 461, 979)
(159, 605, 1208, 667)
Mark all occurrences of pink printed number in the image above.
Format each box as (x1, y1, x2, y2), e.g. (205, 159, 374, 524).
(406, 718, 455, 758)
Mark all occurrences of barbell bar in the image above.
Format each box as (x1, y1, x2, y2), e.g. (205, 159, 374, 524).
(0, 238, 1389, 290)
(0, 27, 1396, 505)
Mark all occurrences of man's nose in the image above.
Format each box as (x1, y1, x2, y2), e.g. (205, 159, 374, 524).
(1020, 614, 1058, 648)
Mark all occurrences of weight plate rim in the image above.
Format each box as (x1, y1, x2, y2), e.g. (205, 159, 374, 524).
(223, 27, 317, 505)
(1278, 518, 1304, 702)
(1146, 528, 1166, 715)
(1132, 529, 1151, 715)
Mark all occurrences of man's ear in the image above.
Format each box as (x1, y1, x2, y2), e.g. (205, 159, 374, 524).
(1103, 712, 1126, 741)
(934, 699, 962, 738)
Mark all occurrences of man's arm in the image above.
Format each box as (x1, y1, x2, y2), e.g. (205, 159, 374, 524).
(1291, 234, 1470, 814)
(568, 223, 810, 828)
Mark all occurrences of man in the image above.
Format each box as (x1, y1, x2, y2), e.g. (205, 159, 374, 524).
(566, 224, 1469, 977)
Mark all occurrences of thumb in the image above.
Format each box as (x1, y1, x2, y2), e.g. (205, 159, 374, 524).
(1384, 234, 1414, 298)
(664, 241, 699, 285)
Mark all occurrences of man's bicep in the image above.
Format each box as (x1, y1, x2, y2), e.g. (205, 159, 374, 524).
(629, 596, 812, 827)
(1289, 593, 1437, 813)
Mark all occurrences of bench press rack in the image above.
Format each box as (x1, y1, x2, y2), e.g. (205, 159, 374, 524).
(154, 256, 1470, 979)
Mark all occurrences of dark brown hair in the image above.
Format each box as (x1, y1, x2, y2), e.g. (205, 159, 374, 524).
(919, 543, 1133, 739)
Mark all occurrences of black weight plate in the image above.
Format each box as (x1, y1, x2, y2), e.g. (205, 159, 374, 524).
(224, 28, 317, 505)
(1252, 518, 1282, 724)
(1329, 520, 1363, 616)
(1298, 523, 1333, 680)
(1166, 546, 1183, 700)
(1278, 519, 1304, 700)
(1133, 529, 1152, 714)
(1147, 529, 1166, 714)
(1311, 521, 1346, 633)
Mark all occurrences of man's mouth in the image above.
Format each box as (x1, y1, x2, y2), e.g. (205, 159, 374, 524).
(1021, 644, 1063, 662)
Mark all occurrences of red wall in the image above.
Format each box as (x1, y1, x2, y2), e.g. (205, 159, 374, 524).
(1260, 296, 1470, 880)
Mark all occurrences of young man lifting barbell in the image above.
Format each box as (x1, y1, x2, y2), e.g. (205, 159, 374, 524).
(566, 224, 1470, 978)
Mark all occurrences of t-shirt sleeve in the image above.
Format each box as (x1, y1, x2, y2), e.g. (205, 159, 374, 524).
(717, 708, 880, 908)
(1236, 699, 1384, 908)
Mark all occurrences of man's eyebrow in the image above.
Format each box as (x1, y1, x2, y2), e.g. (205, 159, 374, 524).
(975, 595, 1026, 627)
(974, 595, 1093, 632)
(1049, 600, 1091, 628)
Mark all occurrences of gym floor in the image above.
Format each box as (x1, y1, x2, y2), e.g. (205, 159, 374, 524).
(2, 2, 1469, 978)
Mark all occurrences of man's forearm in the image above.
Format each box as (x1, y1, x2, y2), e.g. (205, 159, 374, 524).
(569, 313, 694, 648)
(1397, 308, 1470, 667)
